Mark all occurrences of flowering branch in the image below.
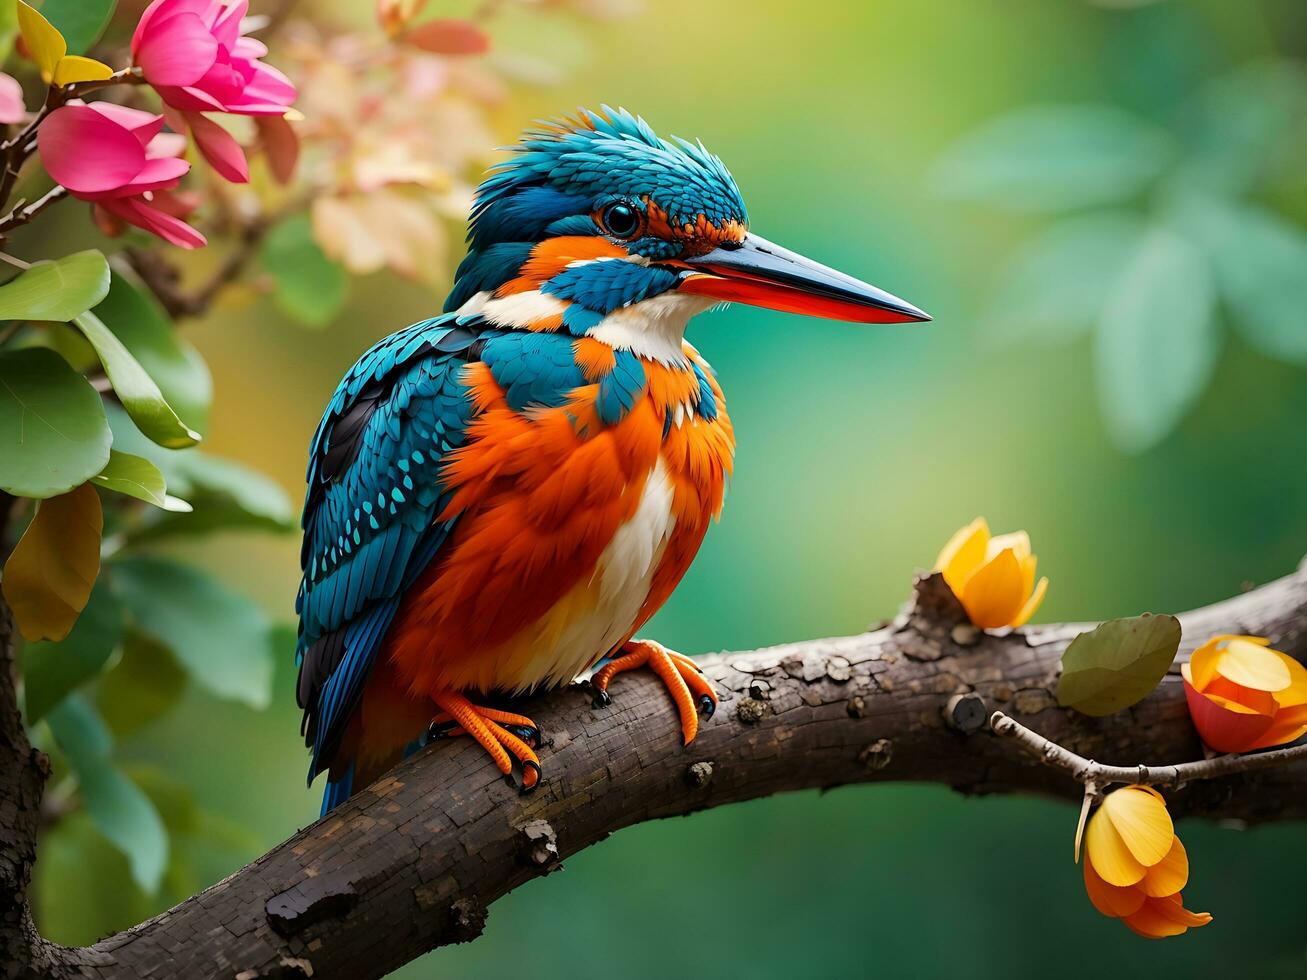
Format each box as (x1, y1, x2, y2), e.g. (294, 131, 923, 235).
(990, 710, 1307, 790)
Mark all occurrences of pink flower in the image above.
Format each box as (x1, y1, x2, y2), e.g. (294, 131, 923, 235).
(38, 102, 206, 249)
(132, 0, 296, 116)
(0, 72, 25, 124)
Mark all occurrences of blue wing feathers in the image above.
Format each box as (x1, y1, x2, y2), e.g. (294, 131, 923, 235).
(297, 317, 603, 796)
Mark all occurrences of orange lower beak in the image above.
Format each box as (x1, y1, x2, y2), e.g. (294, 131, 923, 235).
(679, 233, 930, 324)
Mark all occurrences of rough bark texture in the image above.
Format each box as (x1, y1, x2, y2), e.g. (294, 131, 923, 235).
(3, 563, 1299, 980)
(0, 583, 57, 979)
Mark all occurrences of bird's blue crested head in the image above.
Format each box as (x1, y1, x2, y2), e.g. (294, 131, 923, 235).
(444, 107, 929, 337)
(469, 105, 748, 259)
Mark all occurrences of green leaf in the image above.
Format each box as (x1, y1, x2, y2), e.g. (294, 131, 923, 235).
(96, 631, 186, 736)
(1185, 60, 1307, 194)
(1057, 613, 1182, 716)
(1181, 200, 1307, 366)
(46, 694, 168, 893)
(71, 310, 200, 449)
(0, 348, 111, 498)
(260, 214, 349, 328)
(983, 213, 1144, 347)
(95, 266, 212, 435)
(0, 251, 110, 323)
(109, 557, 274, 709)
(102, 407, 293, 538)
(930, 105, 1171, 212)
(0, 0, 17, 62)
(34, 0, 117, 53)
(22, 582, 123, 725)
(1094, 227, 1219, 453)
(92, 450, 190, 511)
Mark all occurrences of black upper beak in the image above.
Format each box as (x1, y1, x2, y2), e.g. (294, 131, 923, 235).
(679, 233, 930, 324)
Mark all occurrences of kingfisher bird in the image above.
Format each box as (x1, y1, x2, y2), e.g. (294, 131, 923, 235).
(296, 107, 929, 812)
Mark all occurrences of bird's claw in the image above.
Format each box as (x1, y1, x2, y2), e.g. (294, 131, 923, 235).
(502, 723, 543, 749)
(590, 640, 718, 744)
(506, 757, 542, 794)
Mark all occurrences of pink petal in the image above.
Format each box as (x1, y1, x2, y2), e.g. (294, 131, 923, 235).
(255, 114, 298, 183)
(184, 112, 248, 183)
(134, 11, 220, 86)
(121, 155, 191, 195)
(233, 36, 269, 59)
(210, 0, 248, 49)
(38, 105, 146, 195)
(132, 0, 213, 54)
(84, 101, 165, 145)
(149, 187, 200, 219)
(0, 73, 25, 125)
(148, 131, 189, 158)
(155, 84, 228, 112)
(99, 195, 207, 248)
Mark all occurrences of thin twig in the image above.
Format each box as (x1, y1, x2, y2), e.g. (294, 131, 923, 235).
(991, 710, 1307, 790)
(0, 185, 69, 239)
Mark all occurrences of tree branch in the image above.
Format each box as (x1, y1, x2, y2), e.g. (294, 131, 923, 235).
(2, 561, 1298, 979)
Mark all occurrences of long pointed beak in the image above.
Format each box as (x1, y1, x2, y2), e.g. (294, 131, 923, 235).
(679, 233, 930, 324)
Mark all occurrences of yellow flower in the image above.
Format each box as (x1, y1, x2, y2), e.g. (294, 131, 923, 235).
(1181, 634, 1307, 753)
(934, 517, 1048, 629)
(1082, 786, 1212, 939)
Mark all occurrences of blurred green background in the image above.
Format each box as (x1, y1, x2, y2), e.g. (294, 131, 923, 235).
(32, 0, 1307, 976)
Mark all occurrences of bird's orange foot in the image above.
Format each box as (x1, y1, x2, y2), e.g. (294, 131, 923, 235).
(591, 639, 717, 744)
(427, 693, 542, 793)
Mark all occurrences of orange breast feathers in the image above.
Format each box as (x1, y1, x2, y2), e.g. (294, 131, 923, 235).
(382, 341, 734, 700)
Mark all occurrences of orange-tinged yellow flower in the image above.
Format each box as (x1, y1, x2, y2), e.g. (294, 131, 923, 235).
(1081, 786, 1211, 939)
(934, 517, 1048, 629)
(1180, 635, 1307, 754)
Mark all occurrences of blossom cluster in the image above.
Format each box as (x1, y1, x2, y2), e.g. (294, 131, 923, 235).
(12, 0, 296, 247)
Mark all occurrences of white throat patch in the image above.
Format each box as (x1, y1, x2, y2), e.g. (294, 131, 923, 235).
(585, 292, 719, 366)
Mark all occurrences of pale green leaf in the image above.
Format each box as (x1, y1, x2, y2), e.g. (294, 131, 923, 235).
(0, 348, 111, 497)
(983, 213, 1144, 347)
(96, 631, 186, 736)
(47, 695, 168, 893)
(96, 266, 212, 435)
(109, 557, 274, 708)
(92, 450, 190, 511)
(22, 581, 122, 724)
(71, 311, 200, 449)
(1094, 227, 1219, 453)
(930, 105, 1172, 212)
(1182, 199, 1307, 365)
(0, 251, 109, 322)
(1185, 60, 1307, 193)
(261, 214, 349, 329)
(1057, 613, 1182, 716)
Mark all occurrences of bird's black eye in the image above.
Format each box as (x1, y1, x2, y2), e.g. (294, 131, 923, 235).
(601, 202, 641, 239)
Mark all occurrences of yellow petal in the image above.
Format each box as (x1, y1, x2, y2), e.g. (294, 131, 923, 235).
(934, 517, 989, 596)
(959, 548, 1026, 629)
(52, 55, 113, 86)
(1084, 805, 1147, 887)
(17, 0, 66, 84)
(1139, 836, 1188, 897)
(1010, 576, 1049, 629)
(1214, 638, 1292, 693)
(1123, 896, 1202, 939)
(1100, 786, 1174, 868)
(1246, 703, 1307, 750)
(1083, 858, 1146, 918)
(986, 530, 1031, 563)
(1270, 651, 1307, 708)
(1152, 893, 1212, 929)
(1188, 634, 1270, 691)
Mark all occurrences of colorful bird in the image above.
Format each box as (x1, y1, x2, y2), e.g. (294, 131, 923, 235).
(297, 107, 929, 812)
